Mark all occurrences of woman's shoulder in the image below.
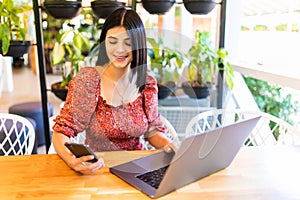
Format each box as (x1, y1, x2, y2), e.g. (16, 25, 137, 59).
(75, 67, 100, 80)
(143, 73, 158, 93)
(146, 73, 157, 86)
(69, 67, 101, 89)
(78, 66, 98, 74)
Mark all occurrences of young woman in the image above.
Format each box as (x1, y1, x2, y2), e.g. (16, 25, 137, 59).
(52, 8, 176, 174)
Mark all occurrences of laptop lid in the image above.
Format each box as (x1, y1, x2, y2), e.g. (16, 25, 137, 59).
(110, 116, 261, 198)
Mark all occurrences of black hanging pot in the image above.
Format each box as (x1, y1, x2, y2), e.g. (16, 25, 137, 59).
(157, 81, 176, 99)
(91, 1, 125, 19)
(51, 82, 68, 101)
(183, 0, 221, 15)
(43, 0, 82, 19)
(0, 40, 31, 58)
(181, 82, 210, 99)
(141, 0, 175, 15)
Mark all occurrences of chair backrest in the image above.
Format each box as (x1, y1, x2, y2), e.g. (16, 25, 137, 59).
(158, 106, 213, 141)
(141, 115, 179, 150)
(185, 109, 300, 146)
(0, 113, 35, 155)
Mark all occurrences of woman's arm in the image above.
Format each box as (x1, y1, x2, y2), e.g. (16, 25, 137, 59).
(146, 130, 171, 149)
(147, 130, 178, 153)
(52, 131, 104, 174)
(142, 75, 178, 152)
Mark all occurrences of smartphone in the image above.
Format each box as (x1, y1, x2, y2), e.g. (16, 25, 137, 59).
(64, 143, 98, 163)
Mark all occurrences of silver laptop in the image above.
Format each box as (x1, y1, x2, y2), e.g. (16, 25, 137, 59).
(110, 116, 261, 198)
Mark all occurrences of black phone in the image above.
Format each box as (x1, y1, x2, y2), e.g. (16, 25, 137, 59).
(64, 143, 98, 163)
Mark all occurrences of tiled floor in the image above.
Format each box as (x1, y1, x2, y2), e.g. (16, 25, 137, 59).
(0, 65, 64, 154)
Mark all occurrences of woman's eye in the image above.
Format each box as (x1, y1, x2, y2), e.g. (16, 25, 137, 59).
(108, 40, 117, 45)
(124, 39, 131, 47)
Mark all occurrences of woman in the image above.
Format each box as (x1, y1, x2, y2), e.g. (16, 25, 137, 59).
(52, 8, 176, 174)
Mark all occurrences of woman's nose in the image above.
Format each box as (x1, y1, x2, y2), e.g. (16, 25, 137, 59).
(116, 43, 126, 53)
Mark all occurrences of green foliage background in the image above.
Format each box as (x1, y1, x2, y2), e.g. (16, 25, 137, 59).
(243, 76, 299, 139)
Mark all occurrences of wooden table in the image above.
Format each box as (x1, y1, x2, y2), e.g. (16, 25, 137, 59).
(1, 146, 300, 199)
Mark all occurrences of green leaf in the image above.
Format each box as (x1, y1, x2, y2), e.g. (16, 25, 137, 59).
(60, 30, 73, 43)
(147, 38, 160, 58)
(51, 42, 65, 66)
(74, 32, 90, 52)
(1, 38, 10, 55)
(1, 24, 10, 39)
(188, 65, 195, 83)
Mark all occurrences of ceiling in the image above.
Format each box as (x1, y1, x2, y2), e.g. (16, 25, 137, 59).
(242, 0, 300, 16)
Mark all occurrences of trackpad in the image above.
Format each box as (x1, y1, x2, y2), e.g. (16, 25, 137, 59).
(132, 151, 174, 170)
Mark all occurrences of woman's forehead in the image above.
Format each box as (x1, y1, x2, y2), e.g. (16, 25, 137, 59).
(106, 26, 129, 38)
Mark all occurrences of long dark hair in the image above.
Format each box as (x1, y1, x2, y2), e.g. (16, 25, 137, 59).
(96, 8, 147, 92)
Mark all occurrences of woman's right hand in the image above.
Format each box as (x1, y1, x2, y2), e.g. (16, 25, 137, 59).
(65, 153, 105, 175)
(52, 131, 105, 174)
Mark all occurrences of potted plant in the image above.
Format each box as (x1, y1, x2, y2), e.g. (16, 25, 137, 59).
(147, 37, 185, 99)
(182, 30, 234, 99)
(0, 0, 32, 57)
(42, 13, 64, 73)
(50, 22, 91, 101)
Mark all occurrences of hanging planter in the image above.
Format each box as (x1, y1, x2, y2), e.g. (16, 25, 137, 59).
(51, 82, 68, 101)
(158, 81, 176, 99)
(43, 0, 82, 19)
(141, 0, 175, 15)
(91, 1, 125, 19)
(182, 82, 211, 99)
(0, 41, 31, 58)
(183, 0, 221, 15)
(0, 0, 32, 57)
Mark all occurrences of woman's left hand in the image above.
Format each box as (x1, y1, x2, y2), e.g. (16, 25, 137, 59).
(163, 142, 178, 153)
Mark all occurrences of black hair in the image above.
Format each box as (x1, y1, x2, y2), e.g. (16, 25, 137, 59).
(96, 7, 147, 92)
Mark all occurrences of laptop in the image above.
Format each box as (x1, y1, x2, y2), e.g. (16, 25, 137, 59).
(110, 116, 261, 198)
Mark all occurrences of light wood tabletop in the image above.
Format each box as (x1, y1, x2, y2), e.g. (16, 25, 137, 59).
(1, 146, 300, 200)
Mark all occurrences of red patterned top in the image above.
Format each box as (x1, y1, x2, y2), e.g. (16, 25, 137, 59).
(52, 67, 165, 151)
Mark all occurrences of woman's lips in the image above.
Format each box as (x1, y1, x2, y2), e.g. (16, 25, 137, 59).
(115, 56, 127, 62)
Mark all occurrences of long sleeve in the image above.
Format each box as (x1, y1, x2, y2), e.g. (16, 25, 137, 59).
(53, 67, 100, 137)
(142, 75, 166, 137)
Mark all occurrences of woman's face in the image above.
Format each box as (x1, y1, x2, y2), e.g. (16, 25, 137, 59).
(105, 26, 133, 69)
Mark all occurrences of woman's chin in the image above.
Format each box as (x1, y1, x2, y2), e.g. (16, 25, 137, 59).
(112, 60, 131, 68)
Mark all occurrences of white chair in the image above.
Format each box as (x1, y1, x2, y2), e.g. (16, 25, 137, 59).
(185, 109, 300, 146)
(158, 106, 213, 141)
(0, 113, 35, 155)
(142, 115, 179, 150)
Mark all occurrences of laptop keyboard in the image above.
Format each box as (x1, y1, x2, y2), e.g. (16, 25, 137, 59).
(136, 165, 169, 189)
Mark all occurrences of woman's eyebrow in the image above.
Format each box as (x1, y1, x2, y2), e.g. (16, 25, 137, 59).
(106, 36, 130, 40)
(107, 36, 117, 39)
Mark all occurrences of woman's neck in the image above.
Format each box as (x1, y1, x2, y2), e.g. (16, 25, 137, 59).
(102, 63, 130, 82)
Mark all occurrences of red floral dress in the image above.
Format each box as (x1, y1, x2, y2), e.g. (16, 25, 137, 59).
(52, 67, 165, 151)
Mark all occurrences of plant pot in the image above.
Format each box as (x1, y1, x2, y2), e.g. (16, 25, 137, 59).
(91, 1, 125, 19)
(182, 82, 210, 99)
(183, 0, 221, 15)
(0, 40, 31, 58)
(158, 81, 176, 99)
(51, 82, 68, 101)
(142, 0, 175, 15)
(44, 0, 82, 19)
